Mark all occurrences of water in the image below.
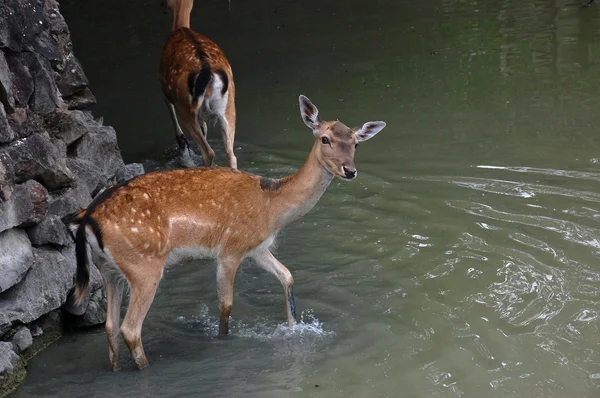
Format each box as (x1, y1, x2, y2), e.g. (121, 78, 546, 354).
(13, 0, 600, 396)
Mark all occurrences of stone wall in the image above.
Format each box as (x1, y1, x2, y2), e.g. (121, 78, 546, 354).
(0, 0, 143, 391)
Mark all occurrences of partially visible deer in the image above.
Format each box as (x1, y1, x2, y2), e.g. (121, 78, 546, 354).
(159, 0, 237, 168)
(71, 95, 386, 371)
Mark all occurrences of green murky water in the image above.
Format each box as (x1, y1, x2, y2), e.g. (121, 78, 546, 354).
(14, 0, 600, 396)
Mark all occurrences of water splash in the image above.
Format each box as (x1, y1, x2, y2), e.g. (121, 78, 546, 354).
(175, 305, 334, 341)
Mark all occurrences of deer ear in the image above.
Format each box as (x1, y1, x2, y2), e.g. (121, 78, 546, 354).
(299, 95, 321, 131)
(355, 121, 386, 142)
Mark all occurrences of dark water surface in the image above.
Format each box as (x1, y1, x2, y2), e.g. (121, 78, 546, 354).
(14, 0, 600, 397)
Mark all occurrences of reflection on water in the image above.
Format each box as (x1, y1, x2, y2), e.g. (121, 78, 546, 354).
(13, 0, 600, 397)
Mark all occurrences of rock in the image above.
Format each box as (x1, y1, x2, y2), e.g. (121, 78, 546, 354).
(0, 180, 49, 233)
(7, 108, 43, 140)
(0, 102, 15, 144)
(34, 310, 63, 334)
(5, 54, 33, 108)
(0, 246, 76, 333)
(11, 326, 32, 353)
(71, 128, 124, 180)
(0, 342, 19, 376)
(3, 132, 74, 190)
(48, 183, 92, 220)
(62, 87, 96, 110)
(22, 52, 60, 114)
(0, 152, 15, 196)
(0, 229, 33, 293)
(55, 55, 88, 98)
(0, 51, 14, 112)
(74, 287, 106, 327)
(116, 163, 145, 183)
(27, 214, 72, 247)
(63, 264, 103, 317)
(29, 325, 43, 337)
(66, 158, 104, 196)
(44, 109, 96, 145)
(0, 0, 46, 52)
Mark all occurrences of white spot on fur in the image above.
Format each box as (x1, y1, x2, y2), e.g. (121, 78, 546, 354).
(131, 227, 139, 233)
(143, 193, 150, 199)
(146, 210, 151, 215)
(144, 242, 150, 249)
(131, 208, 137, 213)
(149, 227, 155, 233)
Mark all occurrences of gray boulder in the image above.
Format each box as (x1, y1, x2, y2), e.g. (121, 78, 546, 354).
(0, 246, 76, 333)
(0, 180, 49, 233)
(116, 163, 145, 183)
(0, 102, 14, 144)
(44, 109, 96, 145)
(0, 342, 19, 377)
(62, 87, 96, 110)
(74, 287, 106, 327)
(63, 264, 103, 317)
(0, 229, 33, 293)
(0, 52, 14, 113)
(0, 0, 46, 52)
(11, 326, 33, 353)
(22, 52, 60, 114)
(3, 132, 74, 190)
(27, 214, 72, 247)
(48, 183, 92, 220)
(71, 127, 124, 179)
(66, 158, 105, 196)
(6, 108, 43, 140)
(5, 54, 33, 108)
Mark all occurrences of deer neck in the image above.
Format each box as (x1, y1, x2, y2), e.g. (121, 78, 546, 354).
(172, 0, 193, 30)
(271, 142, 335, 228)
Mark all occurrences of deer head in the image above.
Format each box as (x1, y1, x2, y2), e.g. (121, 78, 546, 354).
(299, 95, 386, 180)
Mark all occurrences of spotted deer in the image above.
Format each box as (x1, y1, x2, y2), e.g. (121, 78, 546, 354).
(159, 0, 237, 168)
(71, 95, 386, 371)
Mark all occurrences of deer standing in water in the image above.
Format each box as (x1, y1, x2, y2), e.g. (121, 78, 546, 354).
(159, 0, 237, 168)
(71, 96, 386, 371)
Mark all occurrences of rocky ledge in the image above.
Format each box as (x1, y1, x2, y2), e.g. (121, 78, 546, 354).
(0, 0, 144, 393)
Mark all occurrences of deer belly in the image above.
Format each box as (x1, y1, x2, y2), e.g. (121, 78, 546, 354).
(165, 245, 220, 266)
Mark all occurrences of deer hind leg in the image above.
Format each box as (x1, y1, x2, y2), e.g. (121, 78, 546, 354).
(120, 262, 164, 370)
(104, 276, 125, 371)
(176, 105, 215, 167)
(219, 93, 237, 169)
(252, 248, 296, 327)
(216, 255, 242, 335)
(164, 98, 194, 168)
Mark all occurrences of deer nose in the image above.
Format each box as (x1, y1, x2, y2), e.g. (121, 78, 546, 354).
(343, 166, 357, 179)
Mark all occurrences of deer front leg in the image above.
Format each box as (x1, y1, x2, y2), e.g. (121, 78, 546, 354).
(216, 255, 241, 335)
(252, 248, 296, 326)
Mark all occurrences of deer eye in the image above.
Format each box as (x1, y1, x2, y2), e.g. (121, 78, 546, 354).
(321, 137, 330, 145)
